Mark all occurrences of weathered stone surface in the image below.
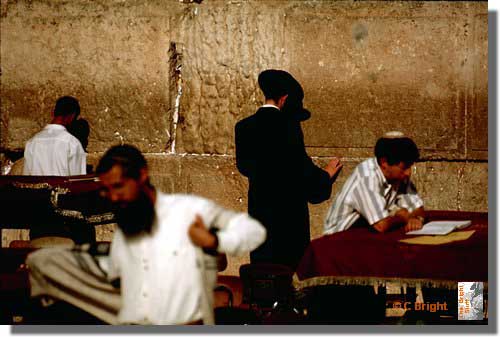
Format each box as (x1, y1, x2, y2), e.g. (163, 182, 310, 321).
(284, 2, 487, 160)
(459, 162, 488, 212)
(178, 156, 247, 211)
(406, 161, 488, 212)
(1, 1, 488, 159)
(410, 162, 462, 212)
(468, 13, 488, 159)
(173, 1, 285, 154)
(1, 1, 177, 153)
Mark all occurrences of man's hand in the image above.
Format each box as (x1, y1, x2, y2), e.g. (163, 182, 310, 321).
(404, 217, 424, 233)
(324, 157, 343, 179)
(373, 208, 410, 233)
(188, 215, 218, 249)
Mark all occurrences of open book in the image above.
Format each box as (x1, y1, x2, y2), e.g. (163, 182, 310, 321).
(406, 220, 472, 235)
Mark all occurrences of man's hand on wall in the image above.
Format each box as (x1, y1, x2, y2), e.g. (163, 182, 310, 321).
(324, 157, 343, 179)
(188, 214, 218, 249)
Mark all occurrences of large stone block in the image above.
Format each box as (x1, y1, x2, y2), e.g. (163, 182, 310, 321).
(411, 161, 488, 212)
(284, 2, 486, 160)
(1, 1, 178, 153)
(177, 155, 247, 212)
(173, 1, 285, 154)
(412, 162, 461, 211)
(468, 13, 488, 160)
(459, 162, 488, 212)
(144, 154, 183, 193)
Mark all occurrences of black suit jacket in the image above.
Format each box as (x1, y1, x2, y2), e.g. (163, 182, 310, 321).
(235, 106, 334, 269)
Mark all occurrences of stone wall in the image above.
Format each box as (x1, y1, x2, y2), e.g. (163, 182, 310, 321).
(0, 1, 488, 275)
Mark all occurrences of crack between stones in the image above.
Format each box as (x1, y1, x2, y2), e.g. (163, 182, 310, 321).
(171, 65, 182, 154)
(167, 42, 184, 154)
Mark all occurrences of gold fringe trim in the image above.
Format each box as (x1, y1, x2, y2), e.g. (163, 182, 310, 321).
(293, 274, 488, 291)
(53, 208, 115, 225)
(86, 213, 115, 224)
(12, 182, 52, 189)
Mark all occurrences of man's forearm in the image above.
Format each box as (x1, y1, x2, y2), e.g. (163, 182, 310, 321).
(409, 207, 425, 221)
(372, 208, 409, 233)
(373, 207, 425, 233)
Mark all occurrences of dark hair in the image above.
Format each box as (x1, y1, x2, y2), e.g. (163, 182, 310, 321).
(258, 69, 289, 101)
(96, 144, 147, 179)
(67, 118, 90, 151)
(54, 96, 80, 117)
(375, 137, 419, 166)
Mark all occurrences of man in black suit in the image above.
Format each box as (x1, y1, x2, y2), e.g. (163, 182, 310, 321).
(235, 69, 342, 269)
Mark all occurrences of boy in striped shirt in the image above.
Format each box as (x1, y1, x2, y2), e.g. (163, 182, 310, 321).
(324, 132, 425, 234)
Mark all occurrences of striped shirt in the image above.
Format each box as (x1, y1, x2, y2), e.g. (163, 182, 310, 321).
(323, 158, 423, 234)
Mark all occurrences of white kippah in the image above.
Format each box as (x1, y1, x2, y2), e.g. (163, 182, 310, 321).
(383, 131, 405, 139)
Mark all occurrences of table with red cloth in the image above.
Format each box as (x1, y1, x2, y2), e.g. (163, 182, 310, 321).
(294, 211, 488, 291)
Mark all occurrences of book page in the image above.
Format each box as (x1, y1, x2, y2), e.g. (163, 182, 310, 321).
(406, 220, 471, 235)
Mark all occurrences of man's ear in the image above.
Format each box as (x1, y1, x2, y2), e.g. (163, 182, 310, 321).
(139, 167, 149, 184)
(379, 157, 389, 169)
(278, 94, 288, 109)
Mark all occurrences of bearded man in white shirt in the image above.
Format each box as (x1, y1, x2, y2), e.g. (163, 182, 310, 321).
(27, 144, 266, 325)
(23, 95, 86, 176)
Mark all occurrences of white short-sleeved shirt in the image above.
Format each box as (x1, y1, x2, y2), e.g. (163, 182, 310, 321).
(323, 158, 423, 235)
(23, 124, 86, 176)
(108, 192, 266, 325)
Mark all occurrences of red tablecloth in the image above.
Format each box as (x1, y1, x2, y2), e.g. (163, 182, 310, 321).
(295, 211, 488, 289)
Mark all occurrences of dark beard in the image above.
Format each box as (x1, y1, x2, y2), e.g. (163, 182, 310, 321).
(113, 191, 155, 237)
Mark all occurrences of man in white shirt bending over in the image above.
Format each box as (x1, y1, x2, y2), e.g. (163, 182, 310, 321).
(23, 95, 86, 176)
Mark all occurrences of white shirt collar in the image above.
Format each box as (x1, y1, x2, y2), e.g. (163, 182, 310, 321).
(260, 104, 280, 110)
(44, 124, 67, 131)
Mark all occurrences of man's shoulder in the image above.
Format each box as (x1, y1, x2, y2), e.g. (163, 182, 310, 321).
(354, 158, 378, 176)
(236, 107, 281, 132)
(157, 192, 212, 207)
(28, 125, 78, 143)
(348, 158, 386, 189)
(235, 113, 258, 128)
(26, 127, 48, 142)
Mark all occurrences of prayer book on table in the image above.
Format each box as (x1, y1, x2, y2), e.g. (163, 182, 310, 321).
(406, 220, 471, 235)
